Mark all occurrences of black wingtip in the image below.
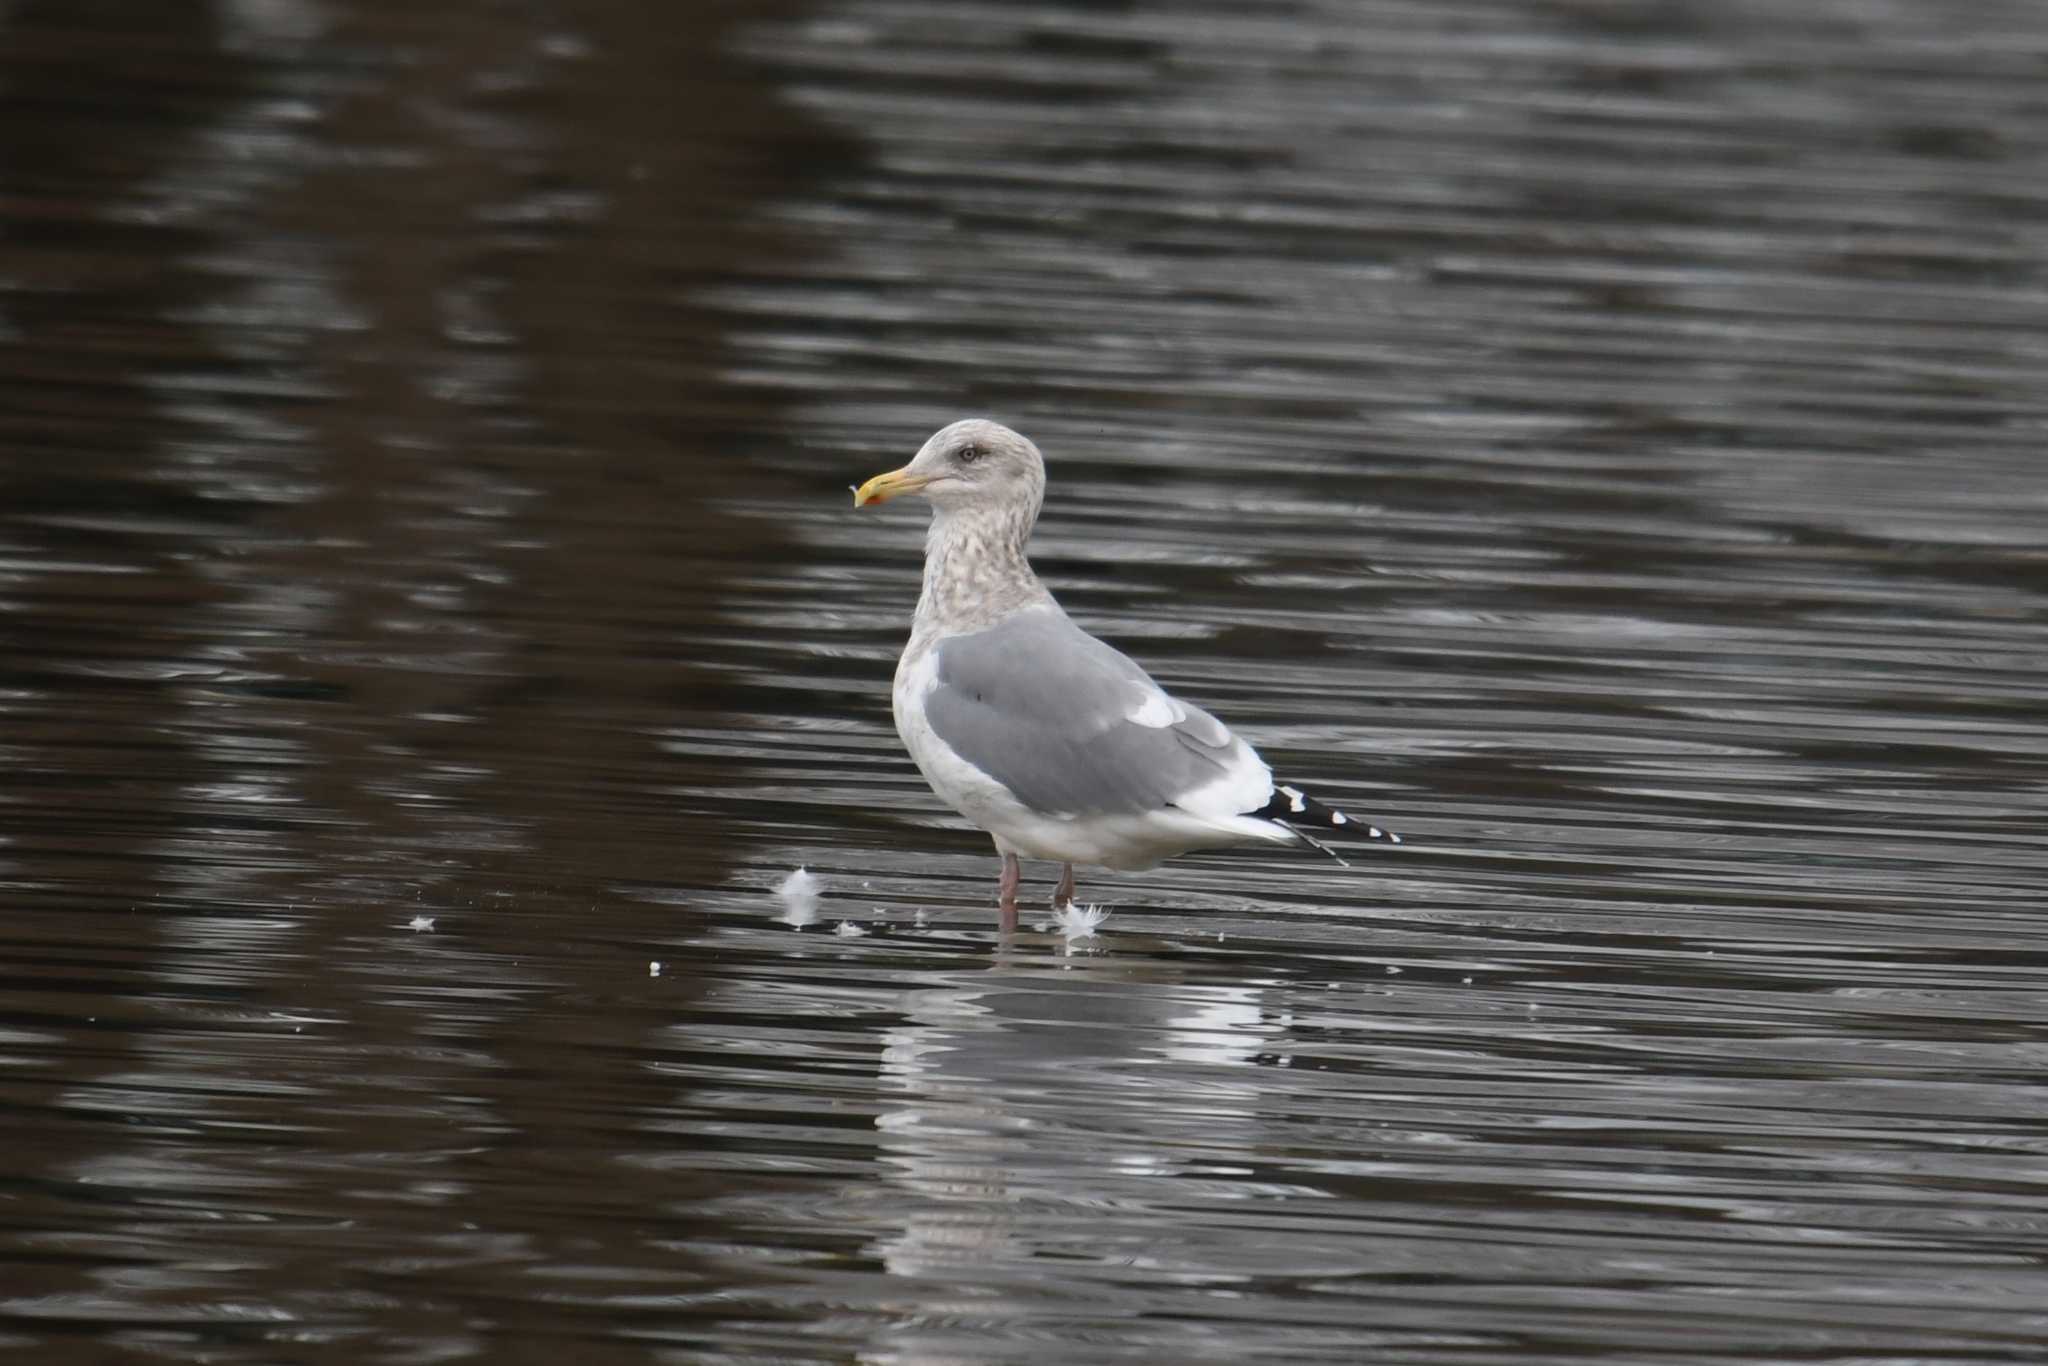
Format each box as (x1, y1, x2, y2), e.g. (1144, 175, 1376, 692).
(1255, 783, 1403, 848)
(1276, 820, 1351, 867)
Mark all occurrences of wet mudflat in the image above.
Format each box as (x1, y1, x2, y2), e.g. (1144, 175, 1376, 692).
(3, 1, 2047, 1362)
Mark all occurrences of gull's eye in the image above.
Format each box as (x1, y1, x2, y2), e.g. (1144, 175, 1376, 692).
(954, 443, 983, 465)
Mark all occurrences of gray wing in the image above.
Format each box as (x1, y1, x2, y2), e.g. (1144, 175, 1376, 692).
(922, 608, 1254, 818)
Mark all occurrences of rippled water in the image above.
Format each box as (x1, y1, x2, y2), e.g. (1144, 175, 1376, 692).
(5, 1, 2047, 1362)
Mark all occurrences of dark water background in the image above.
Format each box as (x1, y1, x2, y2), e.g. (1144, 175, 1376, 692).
(4, 1, 2047, 1361)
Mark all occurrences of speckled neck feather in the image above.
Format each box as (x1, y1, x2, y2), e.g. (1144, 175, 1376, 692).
(911, 496, 1052, 643)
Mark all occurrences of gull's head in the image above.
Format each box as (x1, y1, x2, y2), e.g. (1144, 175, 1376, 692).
(853, 419, 1045, 518)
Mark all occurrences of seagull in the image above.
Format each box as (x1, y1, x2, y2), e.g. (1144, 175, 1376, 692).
(853, 419, 1399, 930)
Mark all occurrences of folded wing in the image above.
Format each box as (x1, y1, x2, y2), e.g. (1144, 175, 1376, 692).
(919, 607, 1274, 822)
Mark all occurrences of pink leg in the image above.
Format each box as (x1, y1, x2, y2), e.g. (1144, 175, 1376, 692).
(1052, 862, 1075, 910)
(997, 852, 1021, 933)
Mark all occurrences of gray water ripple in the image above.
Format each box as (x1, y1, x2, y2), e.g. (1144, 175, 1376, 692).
(5, 0, 2048, 1362)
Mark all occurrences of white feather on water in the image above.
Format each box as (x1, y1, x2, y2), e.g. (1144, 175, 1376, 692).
(1049, 903, 1109, 941)
(774, 867, 821, 928)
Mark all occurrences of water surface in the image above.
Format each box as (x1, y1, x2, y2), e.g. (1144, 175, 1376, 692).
(3, 1, 2047, 1362)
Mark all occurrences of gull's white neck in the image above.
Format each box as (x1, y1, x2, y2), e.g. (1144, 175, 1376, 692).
(911, 501, 1053, 641)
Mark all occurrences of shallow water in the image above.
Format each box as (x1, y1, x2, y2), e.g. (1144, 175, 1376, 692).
(4, 0, 2047, 1362)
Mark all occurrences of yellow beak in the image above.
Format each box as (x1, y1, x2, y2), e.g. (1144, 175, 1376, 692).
(852, 466, 932, 507)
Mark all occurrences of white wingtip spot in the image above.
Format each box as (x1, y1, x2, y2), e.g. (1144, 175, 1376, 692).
(1389, 832, 1403, 844)
(1279, 784, 1306, 814)
(1128, 690, 1180, 728)
(1331, 811, 1347, 826)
